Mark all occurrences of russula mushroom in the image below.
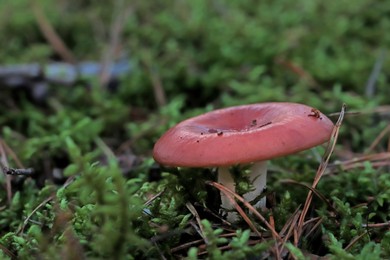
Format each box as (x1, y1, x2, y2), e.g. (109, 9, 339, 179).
(153, 102, 334, 221)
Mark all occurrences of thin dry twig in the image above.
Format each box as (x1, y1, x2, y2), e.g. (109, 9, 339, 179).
(365, 49, 386, 98)
(0, 138, 31, 205)
(276, 208, 301, 256)
(171, 232, 249, 254)
(152, 241, 168, 260)
(193, 202, 232, 226)
(0, 243, 16, 259)
(328, 105, 390, 118)
(0, 141, 12, 204)
(212, 183, 263, 238)
(139, 53, 167, 107)
(362, 221, 390, 228)
(367, 124, 390, 152)
(387, 134, 390, 153)
(32, 1, 76, 64)
(295, 104, 346, 246)
(196, 239, 264, 257)
(274, 57, 320, 88)
(303, 217, 323, 240)
(117, 116, 168, 154)
(280, 179, 336, 212)
(335, 152, 390, 165)
(0, 139, 24, 168)
(99, 0, 133, 86)
(170, 238, 204, 254)
(17, 176, 75, 235)
(1, 166, 34, 176)
(344, 231, 368, 251)
(149, 69, 167, 107)
(186, 202, 210, 244)
(329, 152, 390, 172)
(144, 190, 165, 207)
(279, 208, 301, 241)
(207, 181, 281, 241)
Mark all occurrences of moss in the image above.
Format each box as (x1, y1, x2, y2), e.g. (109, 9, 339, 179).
(0, 0, 390, 258)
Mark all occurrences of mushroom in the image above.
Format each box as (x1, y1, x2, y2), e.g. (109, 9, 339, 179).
(153, 102, 334, 221)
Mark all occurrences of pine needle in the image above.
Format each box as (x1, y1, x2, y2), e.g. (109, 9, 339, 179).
(295, 103, 346, 245)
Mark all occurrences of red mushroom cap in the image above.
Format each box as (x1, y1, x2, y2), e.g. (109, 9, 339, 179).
(153, 102, 334, 167)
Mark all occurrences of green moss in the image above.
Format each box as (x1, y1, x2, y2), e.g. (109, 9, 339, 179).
(0, 0, 390, 258)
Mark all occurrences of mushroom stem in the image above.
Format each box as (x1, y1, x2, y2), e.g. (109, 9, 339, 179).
(243, 161, 268, 209)
(217, 166, 238, 222)
(217, 162, 268, 222)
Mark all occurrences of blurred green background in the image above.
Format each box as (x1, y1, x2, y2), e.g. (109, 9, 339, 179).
(0, 0, 389, 259)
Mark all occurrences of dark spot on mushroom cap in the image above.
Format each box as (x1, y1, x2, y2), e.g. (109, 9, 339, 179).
(217, 131, 223, 136)
(259, 121, 272, 128)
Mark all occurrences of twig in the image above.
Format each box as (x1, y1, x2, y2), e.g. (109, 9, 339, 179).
(149, 68, 167, 107)
(193, 202, 232, 226)
(150, 227, 192, 244)
(1, 166, 35, 176)
(365, 49, 386, 98)
(206, 181, 281, 241)
(234, 201, 264, 238)
(0, 137, 28, 204)
(279, 208, 301, 241)
(99, 0, 133, 86)
(0, 139, 24, 168)
(328, 105, 390, 117)
(0, 243, 16, 259)
(144, 190, 165, 207)
(362, 221, 390, 228)
(344, 231, 368, 251)
(278, 208, 301, 256)
(197, 239, 264, 257)
(116, 116, 168, 154)
(339, 161, 390, 170)
(0, 142, 12, 204)
(367, 124, 390, 152)
(170, 238, 204, 254)
(295, 104, 346, 246)
(280, 179, 336, 212)
(186, 202, 210, 245)
(152, 241, 168, 260)
(267, 209, 283, 258)
(274, 57, 319, 88)
(95, 137, 116, 160)
(32, 1, 76, 64)
(335, 152, 390, 165)
(171, 232, 261, 255)
(303, 217, 323, 240)
(139, 51, 167, 108)
(16, 176, 75, 234)
(211, 182, 263, 238)
(329, 152, 390, 172)
(387, 132, 390, 153)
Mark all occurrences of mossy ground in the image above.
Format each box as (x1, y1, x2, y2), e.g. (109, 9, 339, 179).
(0, 0, 389, 259)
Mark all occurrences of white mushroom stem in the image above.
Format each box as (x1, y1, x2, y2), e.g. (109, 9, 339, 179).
(217, 161, 268, 222)
(243, 161, 268, 209)
(217, 166, 238, 222)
